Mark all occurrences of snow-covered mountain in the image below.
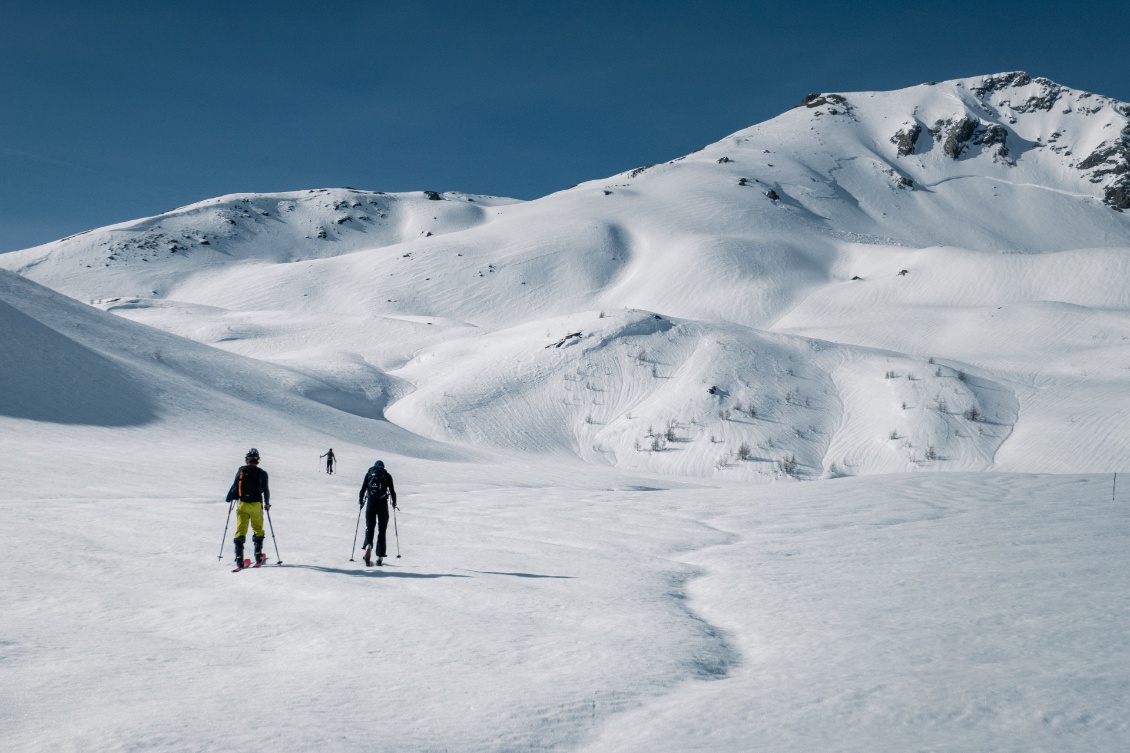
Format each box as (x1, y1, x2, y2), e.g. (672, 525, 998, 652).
(4, 72, 1130, 480)
(4, 72, 1130, 753)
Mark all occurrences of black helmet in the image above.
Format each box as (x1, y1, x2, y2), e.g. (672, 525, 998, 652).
(246, 448, 260, 460)
(373, 459, 384, 469)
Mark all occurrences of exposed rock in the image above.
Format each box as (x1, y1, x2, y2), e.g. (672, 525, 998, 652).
(1012, 78, 1065, 113)
(890, 123, 922, 157)
(971, 71, 1031, 96)
(975, 124, 1009, 158)
(627, 164, 656, 178)
(943, 117, 979, 159)
(765, 189, 780, 201)
(1078, 129, 1130, 209)
(424, 191, 442, 201)
(797, 93, 850, 112)
(717, 156, 732, 164)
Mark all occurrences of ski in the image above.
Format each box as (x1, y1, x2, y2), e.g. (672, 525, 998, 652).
(232, 558, 251, 572)
(252, 555, 267, 568)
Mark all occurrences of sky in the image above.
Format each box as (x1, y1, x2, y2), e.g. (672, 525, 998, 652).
(2, 0, 1129, 253)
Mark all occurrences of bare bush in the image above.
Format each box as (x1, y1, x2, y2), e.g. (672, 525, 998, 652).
(737, 442, 752, 461)
(778, 455, 800, 478)
(962, 407, 981, 422)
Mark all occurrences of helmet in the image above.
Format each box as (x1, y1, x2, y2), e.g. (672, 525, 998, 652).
(246, 448, 260, 460)
(373, 460, 384, 469)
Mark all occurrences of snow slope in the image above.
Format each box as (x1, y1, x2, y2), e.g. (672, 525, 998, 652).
(2, 72, 1130, 752)
(5, 72, 1130, 479)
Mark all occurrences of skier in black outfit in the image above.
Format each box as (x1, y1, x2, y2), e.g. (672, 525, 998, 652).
(225, 448, 271, 567)
(358, 460, 397, 566)
(320, 448, 336, 474)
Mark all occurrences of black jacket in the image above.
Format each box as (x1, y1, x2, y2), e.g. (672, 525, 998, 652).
(359, 466, 396, 505)
(227, 465, 270, 504)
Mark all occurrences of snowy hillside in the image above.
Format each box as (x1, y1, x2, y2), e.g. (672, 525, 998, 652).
(3, 72, 1130, 753)
(5, 72, 1130, 480)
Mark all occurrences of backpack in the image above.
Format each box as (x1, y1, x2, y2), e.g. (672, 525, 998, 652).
(365, 468, 389, 500)
(237, 465, 265, 502)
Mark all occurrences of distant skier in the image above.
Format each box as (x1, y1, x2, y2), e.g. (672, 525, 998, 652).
(321, 448, 336, 474)
(358, 460, 397, 566)
(226, 448, 271, 567)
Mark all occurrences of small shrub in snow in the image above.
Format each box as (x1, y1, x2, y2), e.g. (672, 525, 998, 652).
(901, 401, 908, 410)
(885, 370, 897, 379)
(957, 370, 967, 382)
(935, 397, 949, 413)
(714, 454, 730, 470)
(889, 430, 900, 440)
(936, 367, 943, 377)
(778, 455, 800, 478)
(737, 442, 752, 461)
(665, 426, 677, 442)
(963, 407, 981, 422)
(907, 373, 916, 381)
(925, 445, 938, 461)
(650, 436, 665, 452)
(719, 409, 731, 421)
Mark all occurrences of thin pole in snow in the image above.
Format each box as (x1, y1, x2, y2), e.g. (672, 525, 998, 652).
(1114, 472, 1118, 503)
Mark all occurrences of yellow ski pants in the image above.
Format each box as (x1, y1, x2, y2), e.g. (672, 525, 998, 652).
(235, 501, 265, 538)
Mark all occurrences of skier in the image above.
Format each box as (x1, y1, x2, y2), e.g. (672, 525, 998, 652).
(320, 448, 336, 474)
(358, 459, 397, 566)
(226, 448, 271, 568)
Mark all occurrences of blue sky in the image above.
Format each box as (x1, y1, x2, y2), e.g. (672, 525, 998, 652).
(2, 1, 1128, 252)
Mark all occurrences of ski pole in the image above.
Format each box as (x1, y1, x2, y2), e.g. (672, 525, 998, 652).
(349, 498, 363, 561)
(217, 499, 235, 561)
(265, 505, 283, 565)
(393, 504, 401, 559)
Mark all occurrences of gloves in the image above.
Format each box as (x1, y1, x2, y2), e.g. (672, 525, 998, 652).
(392, 500, 398, 509)
(359, 498, 365, 508)
(264, 503, 271, 512)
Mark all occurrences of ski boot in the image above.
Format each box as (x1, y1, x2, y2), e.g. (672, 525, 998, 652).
(253, 535, 265, 566)
(233, 536, 246, 567)
(363, 546, 373, 566)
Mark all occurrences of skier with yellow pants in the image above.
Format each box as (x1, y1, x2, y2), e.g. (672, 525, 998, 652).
(226, 448, 271, 567)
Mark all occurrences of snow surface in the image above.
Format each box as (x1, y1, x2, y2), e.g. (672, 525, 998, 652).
(2, 73, 1130, 751)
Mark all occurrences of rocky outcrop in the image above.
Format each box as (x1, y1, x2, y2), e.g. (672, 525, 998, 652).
(971, 71, 1032, 95)
(942, 117, 979, 159)
(890, 124, 922, 157)
(931, 117, 1009, 161)
(1078, 128, 1130, 210)
(797, 93, 852, 117)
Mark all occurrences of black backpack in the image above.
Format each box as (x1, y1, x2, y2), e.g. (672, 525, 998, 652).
(365, 468, 389, 500)
(237, 465, 265, 502)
